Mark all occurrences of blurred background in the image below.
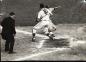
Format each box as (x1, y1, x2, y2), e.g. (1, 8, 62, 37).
(0, 0, 86, 26)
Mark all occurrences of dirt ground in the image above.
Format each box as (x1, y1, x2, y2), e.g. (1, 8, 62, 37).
(1, 24, 86, 61)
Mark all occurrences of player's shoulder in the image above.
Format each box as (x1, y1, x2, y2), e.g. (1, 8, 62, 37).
(39, 9, 45, 13)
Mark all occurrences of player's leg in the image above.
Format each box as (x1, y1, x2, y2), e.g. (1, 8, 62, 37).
(48, 26, 56, 40)
(47, 21, 56, 40)
(49, 21, 56, 31)
(32, 21, 45, 41)
(43, 27, 50, 36)
(43, 24, 55, 40)
(41, 20, 52, 36)
(44, 28, 55, 40)
(32, 22, 40, 42)
(32, 28, 36, 42)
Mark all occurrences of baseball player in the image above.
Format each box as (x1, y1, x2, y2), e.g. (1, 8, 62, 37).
(42, 5, 61, 39)
(32, 4, 60, 41)
(32, 3, 49, 41)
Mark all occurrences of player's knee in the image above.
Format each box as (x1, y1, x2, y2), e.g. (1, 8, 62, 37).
(32, 29, 37, 33)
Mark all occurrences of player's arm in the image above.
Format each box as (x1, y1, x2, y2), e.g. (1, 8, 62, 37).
(49, 6, 61, 12)
(54, 6, 61, 9)
(46, 8, 53, 15)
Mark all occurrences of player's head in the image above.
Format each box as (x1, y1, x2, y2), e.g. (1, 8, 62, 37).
(9, 12, 15, 16)
(9, 12, 16, 18)
(40, 3, 44, 9)
(43, 8, 48, 15)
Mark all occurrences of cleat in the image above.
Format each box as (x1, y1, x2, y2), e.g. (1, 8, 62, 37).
(49, 34, 55, 40)
(51, 34, 55, 37)
(50, 36, 55, 40)
(32, 38, 36, 42)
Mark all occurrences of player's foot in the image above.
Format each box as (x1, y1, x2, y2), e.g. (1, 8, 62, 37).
(49, 34, 55, 40)
(32, 37, 36, 42)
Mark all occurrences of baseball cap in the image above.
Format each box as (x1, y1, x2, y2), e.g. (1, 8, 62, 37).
(9, 12, 15, 16)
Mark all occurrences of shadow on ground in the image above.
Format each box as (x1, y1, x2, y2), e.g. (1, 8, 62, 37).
(43, 38, 69, 48)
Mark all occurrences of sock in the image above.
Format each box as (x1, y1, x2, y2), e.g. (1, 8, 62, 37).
(32, 33, 35, 38)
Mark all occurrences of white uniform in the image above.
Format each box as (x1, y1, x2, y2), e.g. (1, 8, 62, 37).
(33, 8, 56, 34)
(46, 8, 56, 32)
(42, 8, 56, 32)
(33, 8, 49, 30)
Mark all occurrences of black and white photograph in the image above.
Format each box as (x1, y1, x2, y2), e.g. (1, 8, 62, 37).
(0, 0, 86, 61)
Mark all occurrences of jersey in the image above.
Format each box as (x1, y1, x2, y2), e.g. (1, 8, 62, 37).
(33, 7, 56, 32)
(37, 8, 46, 21)
(37, 8, 54, 21)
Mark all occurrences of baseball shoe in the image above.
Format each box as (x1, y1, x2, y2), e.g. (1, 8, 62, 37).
(49, 34, 55, 40)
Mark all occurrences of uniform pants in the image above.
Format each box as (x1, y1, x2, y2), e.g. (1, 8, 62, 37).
(33, 20, 56, 34)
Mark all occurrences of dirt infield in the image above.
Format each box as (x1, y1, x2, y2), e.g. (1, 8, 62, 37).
(1, 24, 86, 61)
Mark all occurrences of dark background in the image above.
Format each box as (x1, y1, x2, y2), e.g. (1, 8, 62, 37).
(0, 0, 86, 26)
